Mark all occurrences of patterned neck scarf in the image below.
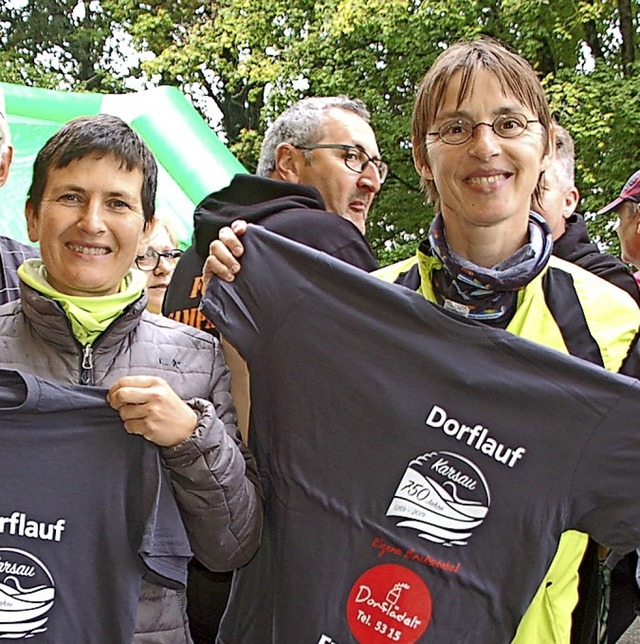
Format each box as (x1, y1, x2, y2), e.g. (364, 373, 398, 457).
(428, 211, 553, 325)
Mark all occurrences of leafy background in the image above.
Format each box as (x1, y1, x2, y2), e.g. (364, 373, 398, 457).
(1, 0, 638, 265)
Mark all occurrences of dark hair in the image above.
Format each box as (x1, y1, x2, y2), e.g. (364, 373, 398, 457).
(28, 114, 157, 226)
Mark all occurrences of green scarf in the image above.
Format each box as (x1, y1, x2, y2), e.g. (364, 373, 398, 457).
(18, 259, 147, 345)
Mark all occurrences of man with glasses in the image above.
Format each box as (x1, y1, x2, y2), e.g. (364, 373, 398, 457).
(163, 95, 384, 335)
(163, 94, 384, 643)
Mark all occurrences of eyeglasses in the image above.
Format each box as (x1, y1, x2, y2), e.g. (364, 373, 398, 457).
(294, 144, 388, 183)
(135, 248, 183, 271)
(427, 113, 539, 145)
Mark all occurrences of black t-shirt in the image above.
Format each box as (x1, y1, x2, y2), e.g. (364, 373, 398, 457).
(0, 370, 191, 643)
(202, 227, 640, 644)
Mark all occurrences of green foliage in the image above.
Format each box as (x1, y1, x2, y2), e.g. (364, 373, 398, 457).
(0, 0, 126, 91)
(1, 0, 640, 264)
(546, 61, 640, 252)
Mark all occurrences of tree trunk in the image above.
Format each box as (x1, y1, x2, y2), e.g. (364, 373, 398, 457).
(582, 0, 604, 60)
(618, 0, 635, 76)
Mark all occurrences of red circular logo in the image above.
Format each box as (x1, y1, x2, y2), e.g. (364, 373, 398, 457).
(346, 563, 431, 643)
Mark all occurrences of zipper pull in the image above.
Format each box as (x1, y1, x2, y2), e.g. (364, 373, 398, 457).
(80, 344, 94, 385)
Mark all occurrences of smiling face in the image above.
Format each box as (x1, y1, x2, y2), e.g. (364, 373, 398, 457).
(293, 108, 382, 234)
(26, 154, 146, 297)
(415, 69, 551, 264)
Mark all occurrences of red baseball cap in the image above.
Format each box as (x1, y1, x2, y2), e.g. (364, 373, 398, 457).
(597, 169, 640, 215)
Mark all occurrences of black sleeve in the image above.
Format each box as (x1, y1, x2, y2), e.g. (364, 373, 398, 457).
(200, 226, 304, 363)
(618, 329, 640, 379)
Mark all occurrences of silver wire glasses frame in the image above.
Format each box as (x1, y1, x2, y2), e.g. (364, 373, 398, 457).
(294, 144, 389, 183)
(427, 113, 540, 145)
(135, 248, 183, 271)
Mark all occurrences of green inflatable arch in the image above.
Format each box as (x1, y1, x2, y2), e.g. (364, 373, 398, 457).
(0, 82, 246, 246)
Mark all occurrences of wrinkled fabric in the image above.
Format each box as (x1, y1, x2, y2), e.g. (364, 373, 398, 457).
(0, 283, 263, 643)
(201, 227, 640, 644)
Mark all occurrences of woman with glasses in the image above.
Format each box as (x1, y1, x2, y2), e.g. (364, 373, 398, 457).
(135, 216, 183, 315)
(205, 39, 640, 644)
(376, 38, 640, 644)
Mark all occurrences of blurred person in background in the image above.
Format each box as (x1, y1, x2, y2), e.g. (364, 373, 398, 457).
(163, 95, 382, 332)
(135, 215, 183, 315)
(597, 169, 640, 290)
(0, 88, 39, 304)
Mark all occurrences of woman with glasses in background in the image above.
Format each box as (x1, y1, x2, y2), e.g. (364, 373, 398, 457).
(135, 215, 183, 315)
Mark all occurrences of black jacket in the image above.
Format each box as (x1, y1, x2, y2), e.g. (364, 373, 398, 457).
(163, 174, 379, 325)
(553, 214, 640, 305)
